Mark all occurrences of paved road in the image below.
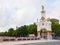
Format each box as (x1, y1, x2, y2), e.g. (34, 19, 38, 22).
(16, 41, 60, 45)
(0, 40, 59, 45)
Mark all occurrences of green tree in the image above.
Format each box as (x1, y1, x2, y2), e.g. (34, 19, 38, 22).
(28, 23, 37, 36)
(0, 32, 4, 36)
(7, 28, 15, 36)
(51, 19, 60, 36)
(4, 31, 8, 36)
(50, 18, 59, 24)
(16, 25, 29, 37)
(52, 22, 60, 36)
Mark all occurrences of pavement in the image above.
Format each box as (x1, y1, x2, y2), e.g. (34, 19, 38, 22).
(0, 40, 59, 45)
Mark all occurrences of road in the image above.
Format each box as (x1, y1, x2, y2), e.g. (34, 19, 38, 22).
(0, 40, 60, 45)
(19, 41, 60, 45)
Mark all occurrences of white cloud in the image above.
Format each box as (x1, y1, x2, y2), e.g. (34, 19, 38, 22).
(10, 7, 36, 26)
(46, 0, 60, 19)
(0, 0, 37, 32)
(0, 0, 60, 32)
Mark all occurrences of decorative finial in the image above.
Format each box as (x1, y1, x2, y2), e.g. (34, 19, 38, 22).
(42, 5, 44, 11)
(41, 5, 45, 20)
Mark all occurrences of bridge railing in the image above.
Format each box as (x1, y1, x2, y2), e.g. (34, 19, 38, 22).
(0, 37, 40, 42)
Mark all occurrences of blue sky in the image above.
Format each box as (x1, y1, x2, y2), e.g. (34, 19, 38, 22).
(0, 0, 60, 32)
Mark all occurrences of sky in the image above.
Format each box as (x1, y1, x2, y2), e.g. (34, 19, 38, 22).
(0, 0, 60, 32)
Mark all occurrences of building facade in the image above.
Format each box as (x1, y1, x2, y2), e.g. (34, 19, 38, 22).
(37, 5, 52, 40)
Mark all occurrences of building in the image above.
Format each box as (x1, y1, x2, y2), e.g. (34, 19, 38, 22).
(37, 5, 52, 40)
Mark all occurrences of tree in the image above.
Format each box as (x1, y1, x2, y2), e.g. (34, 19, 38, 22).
(50, 18, 59, 24)
(15, 25, 29, 37)
(51, 19, 60, 36)
(20, 25, 29, 37)
(0, 32, 4, 36)
(4, 31, 8, 36)
(52, 22, 60, 36)
(7, 28, 15, 36)
(28, 23, 37, 36)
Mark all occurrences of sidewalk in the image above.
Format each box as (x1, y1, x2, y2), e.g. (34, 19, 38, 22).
(0, 40, 59, 45)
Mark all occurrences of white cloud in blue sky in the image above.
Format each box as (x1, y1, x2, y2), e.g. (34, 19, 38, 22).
(0, 0, 60, 32)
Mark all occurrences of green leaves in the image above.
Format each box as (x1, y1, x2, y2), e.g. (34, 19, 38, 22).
(51, 19, 60, 36)
(15, 25, 29, 37)
(0, 23, 37, 37)
(28, 23, 37, 36)
(7, 28, 15, 36)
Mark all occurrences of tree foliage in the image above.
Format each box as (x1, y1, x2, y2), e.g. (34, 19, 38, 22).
(7, 28, 15, 36)
(15, 25, 29, 37)
(51, 19, 60, 36)
(28, 23, 37, 36)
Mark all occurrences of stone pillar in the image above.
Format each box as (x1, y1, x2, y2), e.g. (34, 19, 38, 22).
(37, 31, 40, 38)
(47, 31, 52, 40)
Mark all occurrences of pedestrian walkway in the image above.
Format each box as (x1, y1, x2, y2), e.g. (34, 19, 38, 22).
(0, 40, 59, 45)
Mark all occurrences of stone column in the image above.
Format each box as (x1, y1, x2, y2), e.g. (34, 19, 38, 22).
(37, 31, 40, 38)
(47, 31, 52, 40)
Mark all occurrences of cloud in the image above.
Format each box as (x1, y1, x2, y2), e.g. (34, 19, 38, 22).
(0, 0, 37, 32)
(46, 0, 60, 20)
(0, 0, 60, 32)
(10, 7, 36, 26)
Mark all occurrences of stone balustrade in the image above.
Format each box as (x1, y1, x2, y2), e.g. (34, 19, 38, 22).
(0, 37, 39, 42)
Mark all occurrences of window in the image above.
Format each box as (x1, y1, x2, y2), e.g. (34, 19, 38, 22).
(42, 23, 44, 25)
